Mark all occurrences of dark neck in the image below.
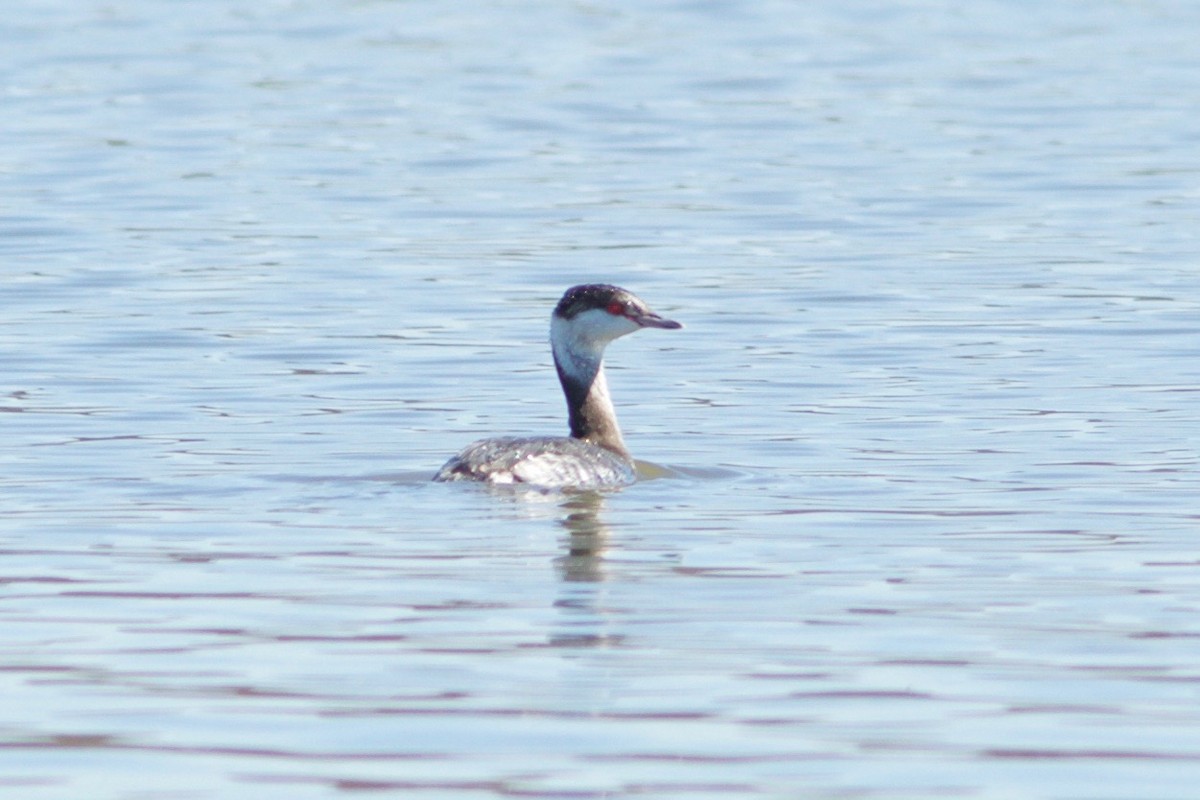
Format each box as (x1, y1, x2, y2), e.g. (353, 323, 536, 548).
(554, 354, 629, 457)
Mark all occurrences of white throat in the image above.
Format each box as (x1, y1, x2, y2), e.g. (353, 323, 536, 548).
(549, 310, 637, 455)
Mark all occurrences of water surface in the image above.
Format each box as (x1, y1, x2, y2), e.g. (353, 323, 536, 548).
(3, 1, 1200, 798)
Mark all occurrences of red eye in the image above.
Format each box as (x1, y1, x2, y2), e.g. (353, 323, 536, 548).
(606, 301, 625, 316)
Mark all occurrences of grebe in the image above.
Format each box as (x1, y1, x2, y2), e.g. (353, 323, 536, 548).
(434, 284, 681, 489)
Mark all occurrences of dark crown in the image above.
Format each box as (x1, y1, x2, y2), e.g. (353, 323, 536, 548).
(553, 284, 634, 320)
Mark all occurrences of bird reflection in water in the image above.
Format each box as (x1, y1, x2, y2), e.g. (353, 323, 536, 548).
(548, 491, 629, 649)
(554, 491, 609, 583)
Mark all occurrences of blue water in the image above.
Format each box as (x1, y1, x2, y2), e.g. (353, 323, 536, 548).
(3, 1, 1200, 798)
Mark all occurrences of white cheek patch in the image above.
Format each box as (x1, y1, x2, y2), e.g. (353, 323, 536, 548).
(570, 308, 641, 344)
(550, 307, 644, 395)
